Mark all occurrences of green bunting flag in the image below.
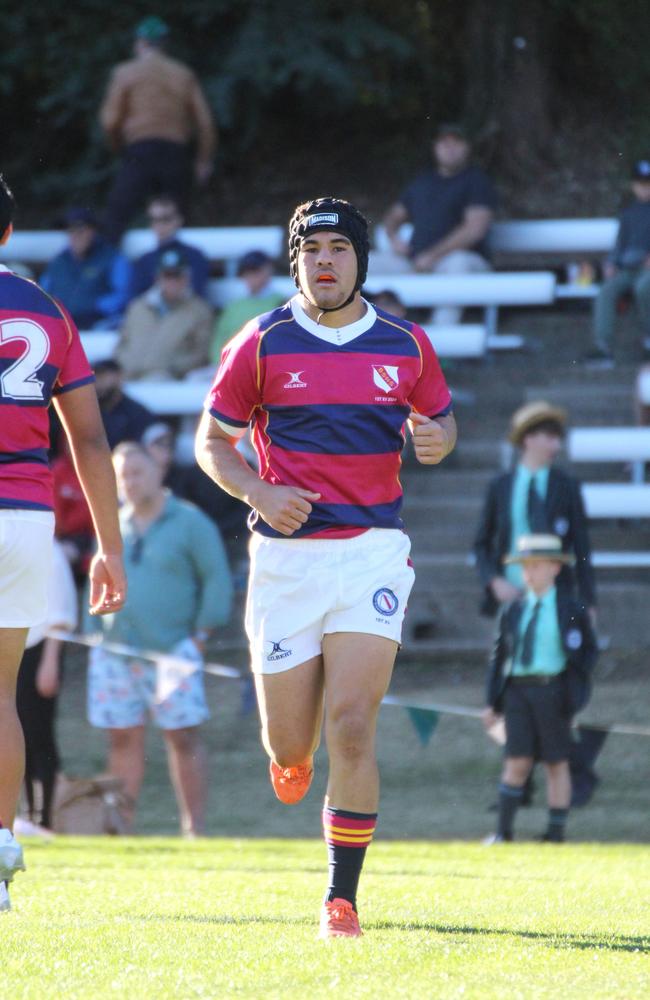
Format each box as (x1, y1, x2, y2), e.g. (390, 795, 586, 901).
(406, 707, 439, 747)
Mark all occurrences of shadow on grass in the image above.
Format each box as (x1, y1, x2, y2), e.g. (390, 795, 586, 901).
(131, 913, 650, 952)
(372, 920, 650, 953)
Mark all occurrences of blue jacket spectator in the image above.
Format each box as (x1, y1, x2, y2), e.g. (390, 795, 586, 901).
(128, 194, 209, 300)
(40, 207, 130, 328)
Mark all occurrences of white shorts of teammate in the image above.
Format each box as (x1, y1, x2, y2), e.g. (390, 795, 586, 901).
(245, 527, 416, 675)
(0, 511, 55, 627)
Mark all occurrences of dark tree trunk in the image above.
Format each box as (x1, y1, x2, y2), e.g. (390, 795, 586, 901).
(462, 0, 555, 179)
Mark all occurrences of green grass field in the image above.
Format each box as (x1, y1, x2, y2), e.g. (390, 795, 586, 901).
(2, 838, 649, 999)
(7, 646, 647, 997)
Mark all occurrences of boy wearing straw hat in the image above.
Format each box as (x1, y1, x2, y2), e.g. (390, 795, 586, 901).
(482, 534, 598, 844)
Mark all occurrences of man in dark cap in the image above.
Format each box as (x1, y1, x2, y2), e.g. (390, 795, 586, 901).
(584, 159, 650, 367)
(196, 197, 456, 937)
(116, 249, 212, 380)
(100, 17, 217, 244)
(40, 207, 130, 328)
(379, 124, 497, 323)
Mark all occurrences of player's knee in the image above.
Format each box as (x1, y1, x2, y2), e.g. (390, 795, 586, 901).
(263, 724, 313, 767)
(327, 706, 374, 761)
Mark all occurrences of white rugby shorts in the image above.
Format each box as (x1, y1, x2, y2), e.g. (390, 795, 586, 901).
(0, 510, 55, 627)
(245, 527, 415, 674)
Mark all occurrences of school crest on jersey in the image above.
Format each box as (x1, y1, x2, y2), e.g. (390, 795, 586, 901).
(372, 364, 399, 393)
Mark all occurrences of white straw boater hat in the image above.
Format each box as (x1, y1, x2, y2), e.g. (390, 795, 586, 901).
(505, 533, 575, 565)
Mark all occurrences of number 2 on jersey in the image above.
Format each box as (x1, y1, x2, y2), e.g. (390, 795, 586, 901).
(0, 318, 50, 401)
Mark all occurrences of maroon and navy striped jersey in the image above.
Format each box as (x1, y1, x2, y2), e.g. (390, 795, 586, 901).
(206, 297, 452, 539)
(0, 266, 94, 511)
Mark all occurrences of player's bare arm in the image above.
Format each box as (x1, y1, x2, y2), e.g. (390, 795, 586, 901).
(195, 411, 320, 537)
(408, 411, 457, 465)
(54, 385, 126, 615)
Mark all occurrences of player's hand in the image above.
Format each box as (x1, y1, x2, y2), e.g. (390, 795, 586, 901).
(413, 250, 439, 272)
(88, 552, 127, 616)
(390, 235, 410, 257)
(254, 483, 321, 536)
(408, 411, 449, 464)
(489, 576, 522, 604)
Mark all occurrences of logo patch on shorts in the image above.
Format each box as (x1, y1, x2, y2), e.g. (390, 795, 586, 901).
(266, 639, 292, 661)
(372, 588, 399, 616)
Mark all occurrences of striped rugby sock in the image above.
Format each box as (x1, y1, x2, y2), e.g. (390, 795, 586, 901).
(323, 806, 377, 910)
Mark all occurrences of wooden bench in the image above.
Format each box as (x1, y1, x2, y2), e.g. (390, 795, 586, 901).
(568, 427, 650, 484)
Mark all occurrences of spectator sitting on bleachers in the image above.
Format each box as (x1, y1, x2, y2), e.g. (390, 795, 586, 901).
(116, 248, 212, 380)
(128, 194, 210, 301)
(584, 159, 650, 368)
(94, 358, 156, 448)
(209, 250, 284, 363)
(378, 123, 497, 324)
(40, 207, 130, 329)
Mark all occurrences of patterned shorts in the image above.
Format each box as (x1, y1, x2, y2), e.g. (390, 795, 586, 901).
(87, 640, 210, 731)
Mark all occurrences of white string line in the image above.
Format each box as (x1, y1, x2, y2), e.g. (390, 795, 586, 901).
(50, 631, 650, 738)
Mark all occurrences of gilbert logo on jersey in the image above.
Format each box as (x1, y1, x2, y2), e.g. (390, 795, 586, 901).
(372, 364, 399, 393)
(283, 370, 308, 389)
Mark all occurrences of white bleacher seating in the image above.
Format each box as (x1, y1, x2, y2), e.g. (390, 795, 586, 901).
(209, 272, 556, 349)
(568, 427, 650, 484)
(123, 380, 210, 416)
(637, 367, 650, 406)
(0, 230, 68, 264)
(121, 226, 284, 274)
(421, 324, 487, 358)
(581, 482, 650, 518)
(374, 218, 617, 301)
(80, 332, 119, 365)
(0, 226, 285, 275)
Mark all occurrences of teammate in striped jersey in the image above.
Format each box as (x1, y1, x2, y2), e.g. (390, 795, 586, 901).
(196, 197, 456, 937)
(0, 176, 126, 909)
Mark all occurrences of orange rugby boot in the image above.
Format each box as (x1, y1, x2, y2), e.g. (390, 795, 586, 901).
(269, 758, 314, 804)
(319, 897, 363, 939)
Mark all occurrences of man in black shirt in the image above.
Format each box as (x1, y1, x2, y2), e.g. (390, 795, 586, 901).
(380, 124, 497, 323)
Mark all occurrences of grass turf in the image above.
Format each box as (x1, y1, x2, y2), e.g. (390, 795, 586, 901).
(1, 838, 649, 999)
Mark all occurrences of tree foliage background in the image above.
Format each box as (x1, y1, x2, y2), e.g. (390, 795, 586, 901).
(4, 0, 650, 225)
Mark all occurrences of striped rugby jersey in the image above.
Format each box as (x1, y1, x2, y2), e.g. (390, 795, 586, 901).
(206, 296, 452, 539)
(0, 266, 94, 511)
